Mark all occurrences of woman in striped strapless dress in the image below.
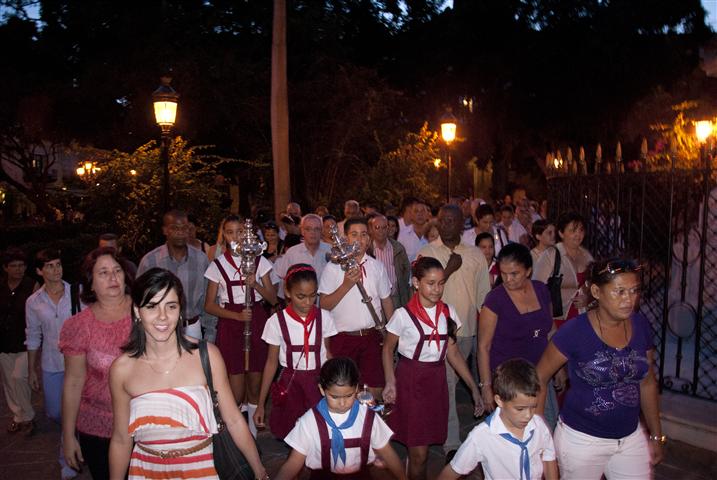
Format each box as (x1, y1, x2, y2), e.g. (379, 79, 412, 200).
(108, 268, 269, 480)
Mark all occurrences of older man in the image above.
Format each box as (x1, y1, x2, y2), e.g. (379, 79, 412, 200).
(367, 213, 411, 309)
(272, 214, 331, 299)
(337, 199, 361, 235)
(137, 209, 213, 340)
(418, 204, 491, 460)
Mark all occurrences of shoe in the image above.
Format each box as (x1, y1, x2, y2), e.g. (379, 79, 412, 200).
(7, 421, 21, 433)
(445, 449, 458, 465)
(19, 420, 35, 437)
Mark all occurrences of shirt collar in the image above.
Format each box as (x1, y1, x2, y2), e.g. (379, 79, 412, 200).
(490, 407, 537, 441)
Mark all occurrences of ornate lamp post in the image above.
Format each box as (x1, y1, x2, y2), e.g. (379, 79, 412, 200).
(152, 75, 179, 213)
(440, 109, 457, 202)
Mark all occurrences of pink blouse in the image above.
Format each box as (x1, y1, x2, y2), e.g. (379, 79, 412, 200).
(59, 307, 132, 438)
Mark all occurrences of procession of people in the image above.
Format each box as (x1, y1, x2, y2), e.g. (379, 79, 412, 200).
(1, 192, 666, 479)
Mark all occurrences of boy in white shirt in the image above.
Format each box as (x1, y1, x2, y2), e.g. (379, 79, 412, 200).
(439, 358, 558, 480)
(319, 218, 394, 399)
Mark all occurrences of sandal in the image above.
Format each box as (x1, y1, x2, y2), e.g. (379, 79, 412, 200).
(6, 421, 21, 433)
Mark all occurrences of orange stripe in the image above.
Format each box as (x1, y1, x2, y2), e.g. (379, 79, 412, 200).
(128, 416, 186, 433)
(131, 451, 213, 465)
(128, 465, 218, 479)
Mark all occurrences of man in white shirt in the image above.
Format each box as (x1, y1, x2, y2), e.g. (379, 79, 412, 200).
(273, 214, 331, 299)
(398, 199, 429, 262)
(336, 200, 361, 236)
(319, 218, 393, 399)
(499, 204, 529, 246)
(397, 196, 417, 236)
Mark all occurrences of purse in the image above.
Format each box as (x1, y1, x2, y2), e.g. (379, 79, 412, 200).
(546, 246, 564, 317)
(199, 340, 254, 480)
(269, 349, 306, 407)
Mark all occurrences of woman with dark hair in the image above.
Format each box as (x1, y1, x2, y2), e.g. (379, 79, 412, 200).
(386, 215, 400, 241)
(530, 219, 556, 264)
(108, 268, 267, 479)
(477, 243, 556, 424)
(261, 221, 284, 262)
(533, 211, 594, 328)
(59, 247, 133, 478)
(536, 258, 663, 479)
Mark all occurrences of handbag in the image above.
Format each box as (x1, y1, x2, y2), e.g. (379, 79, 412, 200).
(546, 246, 564, 317)
(199, 340, 254, 480)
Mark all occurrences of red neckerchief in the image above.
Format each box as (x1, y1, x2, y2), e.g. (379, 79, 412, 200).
(406, 293, 449, 350)
(358, 260, 367, 281)
(223, 249, 243, 280)
(285, 304, 317, 368)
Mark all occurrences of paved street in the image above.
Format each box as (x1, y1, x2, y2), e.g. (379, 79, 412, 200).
(1, 382, 715, 479)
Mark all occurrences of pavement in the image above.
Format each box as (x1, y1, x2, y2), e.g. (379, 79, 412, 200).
(1, 381, 715, 479)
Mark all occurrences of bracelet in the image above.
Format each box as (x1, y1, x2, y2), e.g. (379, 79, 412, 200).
(649, 434, 666, 445)
(478, 381, 491, 388)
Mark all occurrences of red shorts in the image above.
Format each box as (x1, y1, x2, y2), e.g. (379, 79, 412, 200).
(330, 330, 385, 388)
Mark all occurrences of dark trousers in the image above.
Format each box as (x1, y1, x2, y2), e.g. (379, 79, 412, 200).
(78, 431, 111, 479)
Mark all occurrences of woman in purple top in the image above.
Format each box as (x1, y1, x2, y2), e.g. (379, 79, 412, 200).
(536, 258, 664, 479)
(478, 243, 555, 413)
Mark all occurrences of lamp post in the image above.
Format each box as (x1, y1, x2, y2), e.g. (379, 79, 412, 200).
(440, 110, 457, 203)
(152, 75, 179, 213)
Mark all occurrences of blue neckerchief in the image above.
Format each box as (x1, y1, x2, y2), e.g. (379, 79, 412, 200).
(485, 411, 535, 480)
(316, 398, 360, 466)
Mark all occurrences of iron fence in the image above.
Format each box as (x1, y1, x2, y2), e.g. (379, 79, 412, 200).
(547, 164, 717, 401)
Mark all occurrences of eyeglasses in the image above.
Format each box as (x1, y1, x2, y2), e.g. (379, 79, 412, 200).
(598, 259, 642, 275)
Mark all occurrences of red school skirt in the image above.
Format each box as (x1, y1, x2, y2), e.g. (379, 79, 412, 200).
(216, 303, 269, 374)
(388, 356, 448, 447)
(269, 367, 321, 439)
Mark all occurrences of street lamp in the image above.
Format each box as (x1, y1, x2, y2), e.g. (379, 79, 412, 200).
(440, 109, 457, 202)
(76, 161, 100, 178)
(152, 75, 179, 213)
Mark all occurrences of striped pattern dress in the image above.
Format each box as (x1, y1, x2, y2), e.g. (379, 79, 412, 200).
(128, 385, 219, 479)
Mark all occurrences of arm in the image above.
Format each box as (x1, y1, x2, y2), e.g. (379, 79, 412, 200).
(437, 464, 463, 480)
(381, 332, 400, 404)
(447, 339, 483, 416)
(25, 302, 42, 391)
(443, 252, 463, 281)
(536, 342, 568, 415)
(373, 442, 408, 480)
(62, 354, 87, 470)
(319, 268, 361, 311)
(254, 345, 280, 429)
(108, 360, 133, 479)
(274, 448, 307, 480)
(477, 306, 498, 412)
(640, 348, 664, 465)
(381, 297, 395, 324)
(248, 271, 277, 306)
(543, 460, 558, 480)
(203, 280, 247, 321)
(207, 344, 267, 479)
(27, 350, 40, 392)
(324, 337, 332, 360)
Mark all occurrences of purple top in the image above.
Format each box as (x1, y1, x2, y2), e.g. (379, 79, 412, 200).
(483, 280, 553, 371)
(553, 312, 653, 439)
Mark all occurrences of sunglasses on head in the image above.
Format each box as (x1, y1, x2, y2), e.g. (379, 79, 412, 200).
(597, 259, 642, 275)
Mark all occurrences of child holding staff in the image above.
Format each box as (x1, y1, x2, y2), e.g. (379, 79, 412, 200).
(254, 263, 338, 438)
(382, 256, 483, 480)
(276, 357, 407, 479)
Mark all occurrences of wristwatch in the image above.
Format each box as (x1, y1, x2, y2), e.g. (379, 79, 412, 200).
(649, 434, 667, 445)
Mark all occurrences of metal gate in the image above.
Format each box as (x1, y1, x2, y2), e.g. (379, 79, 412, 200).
(547, 164, 717, 401)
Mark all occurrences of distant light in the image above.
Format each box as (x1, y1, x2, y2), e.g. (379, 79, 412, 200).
(61, 187, 67, 191)
(695, 120, 713, 143)
(129, 169, 137, 176)
(440, 109, 458, 144)
(434, 158, 442, 168)
(76, 167, 85, 176)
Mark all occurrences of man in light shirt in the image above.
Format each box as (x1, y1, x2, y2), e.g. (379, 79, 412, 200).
(337, 199, 361, 235)
(398, 199, 429, 262)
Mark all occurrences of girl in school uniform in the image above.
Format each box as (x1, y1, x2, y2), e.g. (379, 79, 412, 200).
(382, 256, 484, 480)
(276, 357, 407, 480)
(254, 263, 338, 439)
(204, 214, 277, 437)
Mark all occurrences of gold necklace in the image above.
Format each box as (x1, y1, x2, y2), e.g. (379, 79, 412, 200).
(595, 309, 629, 350)
(143, 353, 180, 375)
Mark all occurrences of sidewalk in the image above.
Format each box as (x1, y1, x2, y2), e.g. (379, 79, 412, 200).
(1, 384, 715, 479)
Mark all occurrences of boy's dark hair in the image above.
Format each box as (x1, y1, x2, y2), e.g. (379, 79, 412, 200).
(98, 233, 118, 242)
(475, 204, 495, 220)
(475, 232, 494, 247)
(35, 248, 62, 271)
(285, 263, 318, 293)
(2, 247, 27, 267)
(499, 204, 515, 215)
(556, 211, 586, 234)
(343, 217, 368, 235)
(493, 358, 541, 401)
(123, 268, 197, 357)
(319, 357, 360, 390)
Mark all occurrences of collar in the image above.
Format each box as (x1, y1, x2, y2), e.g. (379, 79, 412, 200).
(489, 407, 537, 442)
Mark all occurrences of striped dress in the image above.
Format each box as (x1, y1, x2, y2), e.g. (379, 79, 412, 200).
(128, 385, 219, 479)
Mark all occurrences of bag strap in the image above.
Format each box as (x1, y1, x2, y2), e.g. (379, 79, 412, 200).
(199, 340, 224, 426)
(70, 282, 81, 315)
(551, 246, 562, 277)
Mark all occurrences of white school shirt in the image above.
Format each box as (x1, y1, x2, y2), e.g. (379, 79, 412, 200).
(450, 407, 555, 480)
(284, 403, 393, 474)
(204, 254, 273, 305)
(261, 308, 338, 369)
(318, 256, 391, 332)
(386, 305, 462, 362)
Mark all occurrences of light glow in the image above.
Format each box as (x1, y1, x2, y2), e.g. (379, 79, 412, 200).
(696, 120, 713, 143)
(441, 122, 457, 144)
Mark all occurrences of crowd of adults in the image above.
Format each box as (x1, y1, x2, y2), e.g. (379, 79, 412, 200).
(0, 186, 665, 479)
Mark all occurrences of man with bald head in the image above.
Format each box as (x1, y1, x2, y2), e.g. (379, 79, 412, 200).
(272, 213, 331, 299)
(418, 204, 491, 460)
(337, 199, 361, 235)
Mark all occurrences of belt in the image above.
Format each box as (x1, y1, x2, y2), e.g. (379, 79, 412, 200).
(137, 435, 213, 458)
(341, 328, 375, 336)
(185, 315, 200, 326)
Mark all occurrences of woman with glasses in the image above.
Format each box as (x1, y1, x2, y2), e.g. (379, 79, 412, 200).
(536, 258, 664, 479)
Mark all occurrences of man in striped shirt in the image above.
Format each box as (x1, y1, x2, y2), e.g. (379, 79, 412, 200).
(368, 213, 411, 310)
